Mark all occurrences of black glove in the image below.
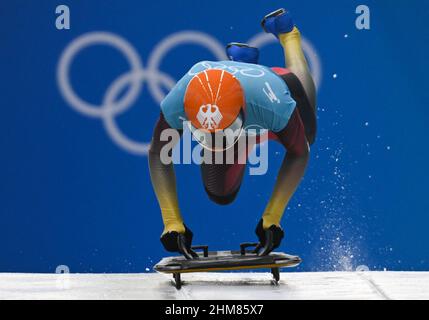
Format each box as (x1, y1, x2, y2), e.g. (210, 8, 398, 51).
(254, 219, 285, 256)
(160, 225, 198, 259)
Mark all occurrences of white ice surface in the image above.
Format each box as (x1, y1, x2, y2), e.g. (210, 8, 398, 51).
(0, 272, 428, 300)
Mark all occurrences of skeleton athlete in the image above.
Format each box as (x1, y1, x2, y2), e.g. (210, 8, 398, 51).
(149, 9, 317, 257)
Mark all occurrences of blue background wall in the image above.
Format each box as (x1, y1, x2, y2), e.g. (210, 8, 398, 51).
(0, 0, 428, 273)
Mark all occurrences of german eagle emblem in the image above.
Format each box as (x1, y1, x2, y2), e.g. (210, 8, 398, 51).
(196, 104, 223, 130)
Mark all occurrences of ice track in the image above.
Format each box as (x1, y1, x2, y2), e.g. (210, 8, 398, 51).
(0, 272, 428, 300)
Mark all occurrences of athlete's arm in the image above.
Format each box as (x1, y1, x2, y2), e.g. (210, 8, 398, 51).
(149, 114, 198, 258)
(262, 109, 309, 229)
(148, 113, 186, 235)
(149, 113, 198, 257)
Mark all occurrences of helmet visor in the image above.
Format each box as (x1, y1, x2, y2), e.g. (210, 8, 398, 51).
(188, 112, 244, 152)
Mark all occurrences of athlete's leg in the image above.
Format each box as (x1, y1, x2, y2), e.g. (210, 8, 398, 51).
(200, 137, 253, 205)
(201, 161, 245, 205)
(226, 43, 260, 64)
(262, 9, 317, 138)
(200, 144, 247, 205)
(279, 27, 316, 111)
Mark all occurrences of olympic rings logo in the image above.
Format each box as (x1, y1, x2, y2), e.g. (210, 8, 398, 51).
(188, 61, 268, 78)
(57, 30, 322, 156)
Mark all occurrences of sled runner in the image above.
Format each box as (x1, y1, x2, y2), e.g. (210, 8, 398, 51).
(154, 243, 301, 289)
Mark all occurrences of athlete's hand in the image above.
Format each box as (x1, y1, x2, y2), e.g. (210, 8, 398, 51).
(160, 225, 198, 259)
(254, 219, 285, 256)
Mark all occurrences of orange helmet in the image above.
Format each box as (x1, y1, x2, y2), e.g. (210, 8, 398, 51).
(184, 69, 245, 151)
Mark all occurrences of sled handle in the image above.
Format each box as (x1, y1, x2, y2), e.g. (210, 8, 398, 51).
(191, 245, 209, 257)
(240, 242, 259, 256)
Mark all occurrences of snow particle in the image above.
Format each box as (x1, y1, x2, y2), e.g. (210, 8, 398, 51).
(333, 73, 338, 79)
(344, 34, 349, 38)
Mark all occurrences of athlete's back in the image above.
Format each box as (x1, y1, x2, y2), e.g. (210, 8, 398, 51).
(160, 60, 297, 133)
